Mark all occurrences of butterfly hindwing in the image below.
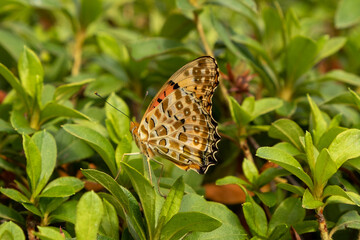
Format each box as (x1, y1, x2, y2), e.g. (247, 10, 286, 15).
(145, 88, 219, 173)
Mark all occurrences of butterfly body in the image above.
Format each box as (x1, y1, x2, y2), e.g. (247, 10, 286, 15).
(131, 56, 220, 174)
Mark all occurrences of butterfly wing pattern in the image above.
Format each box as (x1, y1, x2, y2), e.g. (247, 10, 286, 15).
(130, 56, 220, 174)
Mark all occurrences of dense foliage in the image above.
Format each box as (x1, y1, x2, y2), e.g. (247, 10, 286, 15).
(0, 0, 360, 239)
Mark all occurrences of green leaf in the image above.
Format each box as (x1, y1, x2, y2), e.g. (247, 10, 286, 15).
(0, 221, 25, 240)
(268, 224, 288, 240)
(0, 118, 14, 134)
(304, 131, 317, 174)
(0, 157, 23, 176)
(228, 96, 252, 126)
(308, 95, 328, 145)
(159, 177, 184, 223)
(130, 38, 190, 61)
(0, 188, 30, 203)
(349, 88, 360, 109)
(268, 119, 304, 150)
(335, 0, 360, 28)
(40, 177, 84, 198)
(293, 220, 320, 234)
(63, 124, 116, 176)
(315, 37, 346, 63)
(10, 111, 35, 135)
(100, 199, 119, 240)
(105, 93, 131, 144)
(276, 100, 297, 117)
(252, 98, 283, 119)
(82, 169, 146, 240)
(255, 191, 277, 207)
(207, 0, 257, 22)
(0, 29, 25, 60)
(39, 197, 68, 217)
(115, 137, 133, 171)
(176, 0, 198, 11)
(232, 35, 275, 72)
(285, 36, 318, 84)
(330, 211, 360, 238)
(56, 129, 94, 165)
(75, 191, 104, 240)
(243, 201, 267, 238)
(54, 78, 94, 103)
(97, 32, 123, 61)
(328, 129, 360, 167)
(79, 0, 102, 29)
(23, 135, 41, 193)
(241, 96, 255, 113)
(319, 69, 360, 86)
(49, 200, 78, 224)
(18, 47, 43, 105)
(277, 183, 305, 196)
(92, 56, 130, 83)
(32, 130, 57, 198)
(257, 168, 290, 187)
(216, 176, 252, 189)
(122, 162, 156, 238)
(314, 149, 337, 189)
(242, 158, 258, 184)
(35, 226, 65, 240)
(180, 194, 247, 239)
(160, 14, 195, 39)
(85, 75, 125, 97)
(160, 212, 221, 240)
(269, 197, 305, 233)
(0, 63, 29, 110)
(155, 177, 184, 239)
(302, 189, 323, 209)
(0, 204, 25, 226)
(273, 142, 302, 156)
(256, 147, 313, 189)
(323, 185, 360, 206)
(22, 203, 42, 217)
(317, 127, 346, 150)
(40, 102, 90, 124)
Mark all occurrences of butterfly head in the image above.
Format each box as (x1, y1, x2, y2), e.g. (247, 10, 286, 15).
(130, 121, 139, 135)
(130, 121, 140, 145)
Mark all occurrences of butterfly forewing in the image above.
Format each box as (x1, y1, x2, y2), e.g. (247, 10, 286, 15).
(132, 56, 220, 174)
(145, 56, 219, 114)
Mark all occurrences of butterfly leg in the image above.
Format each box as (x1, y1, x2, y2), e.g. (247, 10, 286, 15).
(146, 158, 165, 197)
(114, 152, 141, 180)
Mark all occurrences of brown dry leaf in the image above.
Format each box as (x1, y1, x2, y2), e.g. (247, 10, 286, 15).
(204, 183, 250, 204)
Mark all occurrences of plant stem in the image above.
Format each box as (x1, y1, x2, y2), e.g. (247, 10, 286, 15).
(194, 11, 213, 57)
(240, 138, 254, 163)
(26, 215, 36, 240)
(317, 207, 331, 240)
(72, 29, 86, 76)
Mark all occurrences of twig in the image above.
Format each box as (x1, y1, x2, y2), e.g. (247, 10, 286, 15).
(194, 11, 213, 57)
(316, 207, 331, 240)
(71, 29, 86, 76)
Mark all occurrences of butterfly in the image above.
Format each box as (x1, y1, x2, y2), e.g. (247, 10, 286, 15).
(130, 56, 221, 174)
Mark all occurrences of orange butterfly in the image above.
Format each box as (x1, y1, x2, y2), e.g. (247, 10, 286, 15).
(130, 56, 221, 174)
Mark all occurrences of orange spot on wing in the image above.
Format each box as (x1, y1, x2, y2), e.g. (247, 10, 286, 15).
(148, 84, 176, 110)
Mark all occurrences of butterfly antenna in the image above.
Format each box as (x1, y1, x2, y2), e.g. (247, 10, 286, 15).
(94, 92, 133, 122)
